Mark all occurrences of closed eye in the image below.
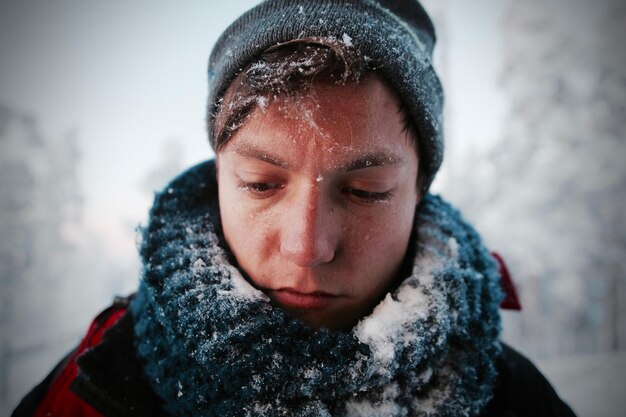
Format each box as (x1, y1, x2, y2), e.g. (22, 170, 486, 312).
(343, 187, 392, 204)
(239, 182, 283, 197)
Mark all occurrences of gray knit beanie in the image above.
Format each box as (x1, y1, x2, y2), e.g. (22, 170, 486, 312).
(207, 0, 444, 191)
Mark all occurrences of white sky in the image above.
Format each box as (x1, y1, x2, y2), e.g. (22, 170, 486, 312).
(0, 0, 504, 262)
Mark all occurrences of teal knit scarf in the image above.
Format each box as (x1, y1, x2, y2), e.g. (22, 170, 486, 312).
(131, 160, 503, 417)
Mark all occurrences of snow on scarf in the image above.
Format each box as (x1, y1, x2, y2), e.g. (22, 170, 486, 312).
(131, 160, 504, 417)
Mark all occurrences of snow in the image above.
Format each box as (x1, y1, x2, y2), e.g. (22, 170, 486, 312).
(191, 258, 206, 275)
(255, 96, 268, 111)
(342, 33, 353, 47)
(447, 237, 459, 260)
(3, 0, 624, 414)
(222, 264, 268, 302)
(411, 250, 441, 287)
(344, 383, 405, 417)
(177, 380, 183, 398)
(355, 285, 429, 368)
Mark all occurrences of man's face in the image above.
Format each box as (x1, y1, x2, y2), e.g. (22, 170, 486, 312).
(217, 75, 419, 330)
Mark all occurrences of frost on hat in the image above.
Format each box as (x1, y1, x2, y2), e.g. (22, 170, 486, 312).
(207, 0, 444, 191)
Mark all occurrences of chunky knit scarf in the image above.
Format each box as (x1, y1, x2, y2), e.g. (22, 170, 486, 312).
(131, 160, 503, 417)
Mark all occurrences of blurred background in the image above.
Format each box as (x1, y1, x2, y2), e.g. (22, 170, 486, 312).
(1, 0, 624, 415)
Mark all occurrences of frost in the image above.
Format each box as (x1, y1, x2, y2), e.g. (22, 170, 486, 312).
(303, 367, 320, 380)
(228, 266, 269, 301)
(416, 367, 433, 384)
(256, 96, 268, 110)
(177, 380, 183, 397)
(448, 237, 459, 260)
(411, 372, 452, 414)
(192, 258, 206, 275)
(411, 247, 443, 287)
(355, 285, 429, 368)
(342, 33, 353, 47)
(344, 383, 405, 417)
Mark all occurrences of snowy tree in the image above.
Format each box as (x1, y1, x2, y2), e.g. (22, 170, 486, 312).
(0, 103, 81, 409)
(449, 0, 626, 358)
(140, 137, 185, 195)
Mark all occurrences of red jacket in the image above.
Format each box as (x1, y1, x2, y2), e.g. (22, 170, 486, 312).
(16, 300, 129, 417)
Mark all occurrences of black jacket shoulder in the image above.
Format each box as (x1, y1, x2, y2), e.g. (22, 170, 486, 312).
(483, 344, 577, 417)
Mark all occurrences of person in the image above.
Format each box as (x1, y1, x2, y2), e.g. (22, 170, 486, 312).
(13, 1, 577, 416)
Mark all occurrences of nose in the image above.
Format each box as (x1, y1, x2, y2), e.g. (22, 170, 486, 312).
(280, 187, 337, 268)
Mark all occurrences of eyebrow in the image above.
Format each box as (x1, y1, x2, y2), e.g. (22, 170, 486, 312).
(231, 145, 290, 169)
(333, 153, 406, 174)
(230, 144, 406, 173)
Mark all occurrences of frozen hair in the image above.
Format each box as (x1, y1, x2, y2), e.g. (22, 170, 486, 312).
(212, 38, 424, 188)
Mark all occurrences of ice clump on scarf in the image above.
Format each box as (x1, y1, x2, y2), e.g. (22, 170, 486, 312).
(131, 160, 504, 417)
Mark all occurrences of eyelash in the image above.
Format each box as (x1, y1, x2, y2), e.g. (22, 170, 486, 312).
(239, 182, 283, 194)
(342, 188, 393, 203)
(239, 182, 392, 204)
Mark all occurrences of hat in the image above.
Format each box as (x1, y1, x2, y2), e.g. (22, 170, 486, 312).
(207, 0, 444, 191)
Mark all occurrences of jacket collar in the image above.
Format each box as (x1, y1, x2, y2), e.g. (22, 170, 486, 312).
(71, 309, 168, 417)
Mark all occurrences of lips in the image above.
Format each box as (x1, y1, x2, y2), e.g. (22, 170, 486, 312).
(268, 288, 339, 310)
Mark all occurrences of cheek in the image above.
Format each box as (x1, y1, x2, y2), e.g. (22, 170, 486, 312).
(221, 203, 264, 255)
(218, 174, 255, 256)
(218, 181, 279, 283)
(343, 203, 414, 264)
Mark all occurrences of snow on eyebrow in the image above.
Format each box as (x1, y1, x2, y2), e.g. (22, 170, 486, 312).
(328, 152, 406, 175)
(230, 143, 290, 169)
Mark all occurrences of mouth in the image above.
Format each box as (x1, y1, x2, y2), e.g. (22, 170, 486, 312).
(267, 288, 341, 310)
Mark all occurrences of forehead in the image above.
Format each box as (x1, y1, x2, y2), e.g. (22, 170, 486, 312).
(223, 75, 410, 163)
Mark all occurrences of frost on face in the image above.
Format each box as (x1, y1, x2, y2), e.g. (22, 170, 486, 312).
(256, 95, 268, 111)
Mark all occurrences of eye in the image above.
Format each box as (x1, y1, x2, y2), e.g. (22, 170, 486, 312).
(343, 187, 392, 204)
(240, 182, 283, 198)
